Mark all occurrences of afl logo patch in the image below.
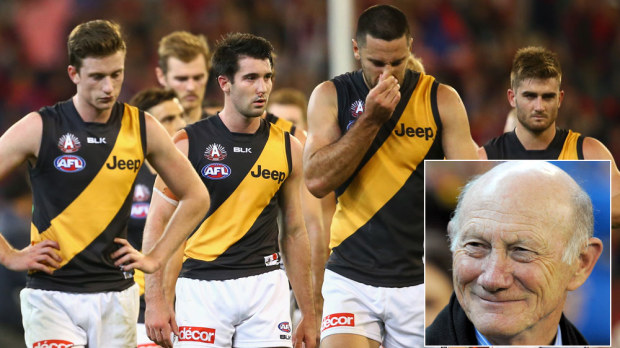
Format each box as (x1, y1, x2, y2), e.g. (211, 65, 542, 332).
(54, 155, 86, 172)
(58, 133, 81, 153)
(350, 100, 364, 118)
(204, 143, 227, 161)
(278, 322, 291, 333)
(202, 163, 231, 180)
(131, 202, 149, 218)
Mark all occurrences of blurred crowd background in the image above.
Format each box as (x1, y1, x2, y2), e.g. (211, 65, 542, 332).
(0, 0, 618, 345)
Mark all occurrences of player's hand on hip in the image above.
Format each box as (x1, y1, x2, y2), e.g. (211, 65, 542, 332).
(293, 316, 318, 348)
(112, 238, 161, 273)
(4, 240, 62, 274)
(145, 298, 178, 348)
(363, 71, 401, 125)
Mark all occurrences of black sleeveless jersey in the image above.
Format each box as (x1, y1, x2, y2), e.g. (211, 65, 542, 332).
(180, 115, 292, 280)
(328, 69, 444, 287)
(28, 99, 146, 292)
(484, 128, 584, 159)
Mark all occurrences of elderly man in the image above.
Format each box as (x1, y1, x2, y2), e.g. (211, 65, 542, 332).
(425, 161, 605, 346)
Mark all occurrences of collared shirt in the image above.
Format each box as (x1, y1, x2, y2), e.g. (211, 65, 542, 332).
(475, 325, 562, 346)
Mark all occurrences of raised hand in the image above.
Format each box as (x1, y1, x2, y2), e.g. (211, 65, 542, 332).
(362, 71, 401, 125)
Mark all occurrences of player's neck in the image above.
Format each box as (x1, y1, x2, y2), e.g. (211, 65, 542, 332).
(184, 107, 203, 125)
(219, 105, 261, 134)
(515, 124, 556, 150)
(72, 94, 112, 123)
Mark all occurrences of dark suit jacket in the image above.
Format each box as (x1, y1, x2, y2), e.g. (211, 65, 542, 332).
(425, 292, 589, 345)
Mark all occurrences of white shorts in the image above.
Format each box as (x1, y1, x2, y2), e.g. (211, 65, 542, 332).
(175, 270, 292, 347)
(21, 283, 139, 348)
(320, 270, 424, 348)
(137, 323, 160, 347)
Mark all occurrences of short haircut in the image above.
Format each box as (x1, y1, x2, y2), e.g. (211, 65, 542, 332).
(68, 19, 126, 71)
(268, 88, 308, 121)
(158, 31, 211, 74)
(510, 46, 562, 90)
(129, 87, 177, 111)
(355, 5, 411, 47)
(448, 163, 593, 265)
(211, 32, 274, 82)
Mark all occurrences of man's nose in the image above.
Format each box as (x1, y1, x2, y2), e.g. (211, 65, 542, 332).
(534, 96, 544, 112)
(102, 76, 114, 94)
(478, 250, 513, 291)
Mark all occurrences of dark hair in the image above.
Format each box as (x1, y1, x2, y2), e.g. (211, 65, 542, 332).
(129, 87, 177, 111)
(68, 19, 126, 71)
(511, 46, 562, 89)
(158, 31, 211, 74)
(355, 5, 411, 47)
(211, 32, 274, 82)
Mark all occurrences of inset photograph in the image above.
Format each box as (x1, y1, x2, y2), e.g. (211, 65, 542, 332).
(425, 160, 611, 346)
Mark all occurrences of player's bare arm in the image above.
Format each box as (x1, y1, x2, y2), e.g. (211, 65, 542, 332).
(582, 137, 620, 228)
(112, 117, 208, 273)
(436, 84, 478, 159)
(280, 136, 319, 348)
(141, 130, 190, 347)
(304, 72, 400, 198)
(0, 112, 62, 274)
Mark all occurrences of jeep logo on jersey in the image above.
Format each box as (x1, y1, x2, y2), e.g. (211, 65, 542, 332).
(133, 184, 151, 202)
(394, 124, 434, 140)
(321, 313, 355, 331)
(54, 155, 86, 173)
(33, 340, 74, 348)
(178, 326, 216, 343)
(250, 165, 286, 184)
(202, 163, 231, 180)
(57, 133, 81, 153)
(106, 156, 141, 172)
(204, 143, 227, 161)
(350, 100, 364, 118)
(278, 322, 291, 333)
(131, 202, 149, 218)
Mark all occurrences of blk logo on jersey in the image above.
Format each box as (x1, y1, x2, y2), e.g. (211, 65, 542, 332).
(87, 137, 106, 144)
(394, 124, 434, 140)
(202, 163, 231, 180)
(350, 100, 364, 118)
(178, 326, 216, 344)
(264, 252, 280, 266)
(321, 313, 355, 332)
(58, 133, 81, 153)
(234, 146, 252, 153)
(33, 340, 74, 348)
(278, 322, 291, 333)
(54, 155, 86, 173)
(204, 143, 227, 161)
(251, 165, 286, 184)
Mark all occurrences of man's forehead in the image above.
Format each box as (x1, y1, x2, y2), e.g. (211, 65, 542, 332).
(166, 55, 206, 74)
(515, 77, 560, 92)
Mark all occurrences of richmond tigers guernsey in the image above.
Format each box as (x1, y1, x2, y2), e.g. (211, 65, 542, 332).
(28, 99, 146, 293)
(328, 69, 444, 287)
(180, 115, 292, 281)
(483, 128, 584, 159)
(264, 112, 297, 137)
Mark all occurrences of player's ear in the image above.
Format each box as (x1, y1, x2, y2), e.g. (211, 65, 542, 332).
(353, 39, 361, 60)
(507, 89, 516, 108)
(68, 65, 80, 84)
(155, 67, 166, 87)
(218, 75, 231, 93)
